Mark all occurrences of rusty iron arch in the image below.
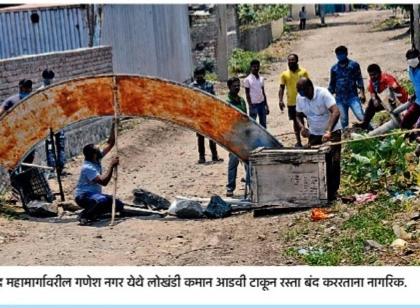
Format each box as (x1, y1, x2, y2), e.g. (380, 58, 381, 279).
(0, 75, 282, 171)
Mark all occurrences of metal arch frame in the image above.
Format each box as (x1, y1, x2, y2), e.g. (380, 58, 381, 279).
(0, 74, 282, 171)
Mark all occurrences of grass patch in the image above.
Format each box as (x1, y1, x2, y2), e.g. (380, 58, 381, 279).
(284, 197, 402, 265)
(372, 16, 409, 31)
(0, 204, 22, 220)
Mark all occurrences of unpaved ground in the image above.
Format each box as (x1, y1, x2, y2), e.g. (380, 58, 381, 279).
(0, 10, 411, 265)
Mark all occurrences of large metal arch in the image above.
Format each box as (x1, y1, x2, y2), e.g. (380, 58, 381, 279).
(0, 75, 282, 171)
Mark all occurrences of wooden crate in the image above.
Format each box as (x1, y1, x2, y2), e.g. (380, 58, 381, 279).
(249, 147, 330, 207)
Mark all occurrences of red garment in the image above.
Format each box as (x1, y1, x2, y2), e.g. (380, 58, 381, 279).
(368, 72, 408, 103)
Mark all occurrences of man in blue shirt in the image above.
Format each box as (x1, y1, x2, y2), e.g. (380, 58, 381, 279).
(74, 120, 124, 225)
(0, 79, 32, 116)
(328, 45, 366, 129)
(400, 48, 420, 130)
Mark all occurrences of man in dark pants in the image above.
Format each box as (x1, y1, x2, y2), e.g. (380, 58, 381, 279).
(225, 77, 248, 197)
(190, 66, 223, 164)
(74, 121, 124, 225)
(299, 6, 307, 30)
(401, 48, 420, 130)
(40, 69, 67, 174)
(296, 78, 342, 201)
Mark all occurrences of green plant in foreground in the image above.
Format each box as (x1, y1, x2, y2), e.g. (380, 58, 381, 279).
(342, 132, 416, 193)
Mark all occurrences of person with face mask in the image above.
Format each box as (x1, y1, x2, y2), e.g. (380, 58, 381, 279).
(295, 77, 341, 201)
(279, 53, 309, 147)
(328, 45, 366, 130)
(74, 120, 124, 225)
(400, 48, 420, 130)
(355, 64, 408, 131)
(225, 77, 249, 197)
(0, 79, 32, 116)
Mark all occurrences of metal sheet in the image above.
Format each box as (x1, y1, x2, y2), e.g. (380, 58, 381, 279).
(0, 6, 88, 59)
(0, 75, 282, 171)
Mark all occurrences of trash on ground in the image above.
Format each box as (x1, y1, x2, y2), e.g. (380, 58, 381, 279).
(390, 238, 408, 249)
(390, 190, 416, 202)
(354, 193, 377, 205)
(132, 188, 170, 210)
(204, 195, 232, 219)
(310, 208, 333, 221)
(169, 200, 204, 219)
(25, 200, 58, 217)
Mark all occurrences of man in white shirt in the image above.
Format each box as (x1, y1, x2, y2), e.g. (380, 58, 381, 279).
(295, 77, 342, 201)
(244, 59, 269, 128)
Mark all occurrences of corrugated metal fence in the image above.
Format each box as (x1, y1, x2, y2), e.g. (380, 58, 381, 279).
(0, 5, 89, 59)
(100, 5, 193, 82)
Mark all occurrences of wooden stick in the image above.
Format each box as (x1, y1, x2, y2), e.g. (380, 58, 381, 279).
(312, 127, 420, 148)
(21, 163, 54, 170)
(110, 76, 120, 226)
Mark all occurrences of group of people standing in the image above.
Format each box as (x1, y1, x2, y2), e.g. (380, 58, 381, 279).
(193, 44, 420, 201)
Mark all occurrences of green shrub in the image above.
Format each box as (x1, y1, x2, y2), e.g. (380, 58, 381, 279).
(400, 77, 415, 96)
(342, 132, 416, 193)
(238, 4, 288, 27)
(228, 48, 267, 75)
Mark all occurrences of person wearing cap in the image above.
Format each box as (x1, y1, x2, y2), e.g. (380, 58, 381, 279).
(0, 79, 32, 116)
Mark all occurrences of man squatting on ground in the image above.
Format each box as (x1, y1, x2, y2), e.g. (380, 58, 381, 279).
(296, 77, 342, 201)
(244, 59, 269, 128)
(355, 63, 408, 130)
(190, 66, 223, 164)
(74, 120, 124, 225)
(225, 77, 249, 197)
(279, 53, 309, 147)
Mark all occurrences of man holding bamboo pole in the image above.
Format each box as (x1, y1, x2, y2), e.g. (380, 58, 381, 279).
(74, 120, 123, 225)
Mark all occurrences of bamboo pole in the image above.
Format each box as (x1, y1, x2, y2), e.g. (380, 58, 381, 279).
(110, 77, 120, 226)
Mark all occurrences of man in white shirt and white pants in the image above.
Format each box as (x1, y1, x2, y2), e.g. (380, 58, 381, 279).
(295, 77, 342, 201)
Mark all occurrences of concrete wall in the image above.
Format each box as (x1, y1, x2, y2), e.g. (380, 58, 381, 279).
(190, 11, 217, 70)
(226, 4, 239, 59)
(0, 46, 113, 102)
(271, 18, 284, 41)
(239, 23, 273, 52)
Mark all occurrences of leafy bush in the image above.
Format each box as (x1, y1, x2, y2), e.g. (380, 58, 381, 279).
(400, 77, 415, 96)
(342, 132, 416, 193)
(228, 48, 267, 75)
(238, 4, 289, 27)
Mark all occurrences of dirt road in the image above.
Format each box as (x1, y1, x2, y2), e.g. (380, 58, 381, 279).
(0, 10, 410, 265)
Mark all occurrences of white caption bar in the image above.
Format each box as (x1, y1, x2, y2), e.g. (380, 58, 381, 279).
(0, 266, 419, 305)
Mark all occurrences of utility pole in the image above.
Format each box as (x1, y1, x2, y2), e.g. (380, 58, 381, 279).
(215, 4, 228, 81)
(413, 4, 420, 49)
